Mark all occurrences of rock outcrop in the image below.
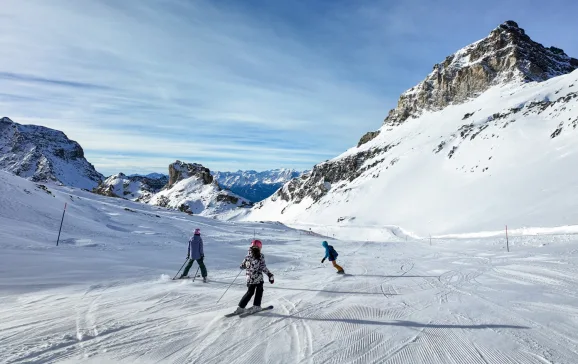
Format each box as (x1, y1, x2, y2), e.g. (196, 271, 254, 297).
(382, 20, 578, 128)
(168, 161, 213, 188)
(148, 161, 252, 216)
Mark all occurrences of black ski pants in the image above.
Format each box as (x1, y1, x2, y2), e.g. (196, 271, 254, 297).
(239, 282, 264, 308)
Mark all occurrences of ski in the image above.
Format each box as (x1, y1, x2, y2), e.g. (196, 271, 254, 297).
(224, 311, 244, 318)
(171, 274, 201, 281)
(239, 305, 274, 318)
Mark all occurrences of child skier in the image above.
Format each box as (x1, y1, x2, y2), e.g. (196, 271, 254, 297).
(179, 228, 208, 282)
(321, 241, 344, 274)
(232, 240, 274, 315)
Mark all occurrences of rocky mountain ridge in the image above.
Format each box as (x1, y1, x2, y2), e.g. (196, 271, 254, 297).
(247, 21, 578, 236)
(379, 20, 578, 131)
(0, 117, 103, 189)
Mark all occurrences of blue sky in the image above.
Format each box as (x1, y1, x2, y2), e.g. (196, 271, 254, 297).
(1, 0, 577, 175)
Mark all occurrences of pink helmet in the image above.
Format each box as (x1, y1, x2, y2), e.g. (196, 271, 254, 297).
(194, 228, 201, 235)
(250, 239, 262, 249)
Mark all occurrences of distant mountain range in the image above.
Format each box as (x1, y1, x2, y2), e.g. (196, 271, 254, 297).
(0, 117, 295, 214)
(212, 169, 303, 202)
(123, 169, 303, 202)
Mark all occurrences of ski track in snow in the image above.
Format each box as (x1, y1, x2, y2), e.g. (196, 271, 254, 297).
(1, 172, 578, 363)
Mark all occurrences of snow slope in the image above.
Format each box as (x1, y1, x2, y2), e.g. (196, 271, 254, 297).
(1, 171, 578, 363)
(213, 169, 302, 202)
(0, 117, 103, 189)
(247, 70, 578, 237)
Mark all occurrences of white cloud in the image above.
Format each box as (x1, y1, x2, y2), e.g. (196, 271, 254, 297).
(0, 0, 394, 175)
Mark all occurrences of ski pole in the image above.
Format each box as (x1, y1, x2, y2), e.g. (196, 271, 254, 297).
(192, 266, 200, 282)
(216, 269, 243, 304)
(173, 258, 190, 280)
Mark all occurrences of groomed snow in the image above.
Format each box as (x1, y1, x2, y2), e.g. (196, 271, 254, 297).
(2, 171, 578, 363)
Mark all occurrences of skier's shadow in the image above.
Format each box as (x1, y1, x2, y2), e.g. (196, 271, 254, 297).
(261, 313, 530, 330)
(209, 280, 395, 295)
(342, 274, 439, 278)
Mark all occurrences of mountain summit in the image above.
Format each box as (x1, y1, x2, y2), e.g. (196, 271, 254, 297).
(0, 117, 103, 189)
(246, 21, 578, 236)
(381, 20, 578, 130)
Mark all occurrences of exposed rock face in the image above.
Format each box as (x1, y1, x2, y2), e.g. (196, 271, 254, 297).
(0, 117, 103, 189)
(357, 131, 381, 147)
(168, 161, 213, 188)
(265, 143, 397, 206)
(383, 20, 578, 127)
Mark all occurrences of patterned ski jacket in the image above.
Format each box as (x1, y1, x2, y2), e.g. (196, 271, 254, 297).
(240, 250, 273, 285)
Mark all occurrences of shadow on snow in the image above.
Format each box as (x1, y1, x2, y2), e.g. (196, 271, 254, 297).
(261, 313, 530, 330)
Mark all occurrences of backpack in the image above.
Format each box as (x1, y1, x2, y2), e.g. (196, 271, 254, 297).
(328, 245, 339, 260)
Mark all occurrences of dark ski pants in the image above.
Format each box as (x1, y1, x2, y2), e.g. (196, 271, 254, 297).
(183, 257, 207, 277)
(239, 283, 264, 308)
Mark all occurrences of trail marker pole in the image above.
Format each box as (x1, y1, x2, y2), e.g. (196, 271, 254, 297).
(506, 225, 509, 252)
(429, 235, 432, 246)
(56, 203, 67, 246)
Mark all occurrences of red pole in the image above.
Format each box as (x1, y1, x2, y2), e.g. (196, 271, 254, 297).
(56, 203, 67, 246)
(505, 225, 509, 252)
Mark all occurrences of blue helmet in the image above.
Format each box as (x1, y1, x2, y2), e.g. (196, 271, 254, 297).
(322, 241, 328, 247)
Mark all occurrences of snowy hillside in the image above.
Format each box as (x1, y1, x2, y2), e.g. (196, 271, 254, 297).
(148, 161, 251, 216)
(2, 170, 578, 363)
(246, 22, 578, 238)
(213, 169, 302, 202)
(0, 117, 103, 189)
(94, 173, 168, 203)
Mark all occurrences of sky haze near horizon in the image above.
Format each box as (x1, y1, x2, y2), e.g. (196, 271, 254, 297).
(1, 0, 577, 175)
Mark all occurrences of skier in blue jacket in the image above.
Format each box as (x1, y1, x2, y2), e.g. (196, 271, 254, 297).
(179, 228, 208, 282)
(321, 241, 344, 274)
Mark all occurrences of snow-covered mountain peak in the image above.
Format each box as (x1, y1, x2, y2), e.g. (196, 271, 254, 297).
(149, 161, 251, 216)
(247, 26, 578, 237)
(0, 117, 103, 189)
(377, 20, 578, 134)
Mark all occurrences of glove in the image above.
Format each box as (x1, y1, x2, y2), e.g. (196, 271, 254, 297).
(269, 276, 274, 284)
(240, 265, 244, 270)
(186, 255, 190, 260)
(321, 258, 326, 263)
(201, 255, 204, 259)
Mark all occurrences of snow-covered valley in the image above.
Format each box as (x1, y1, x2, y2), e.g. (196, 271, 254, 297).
(2, 171, 578, 363)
